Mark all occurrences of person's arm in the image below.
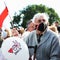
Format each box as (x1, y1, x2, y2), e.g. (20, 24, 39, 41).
(50, 36, 60, 60)
(25, 33, 35, 60)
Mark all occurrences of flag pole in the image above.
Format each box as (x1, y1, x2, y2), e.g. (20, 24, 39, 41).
(4, 1, 14, 28)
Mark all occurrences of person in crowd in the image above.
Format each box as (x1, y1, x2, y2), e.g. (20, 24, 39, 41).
(17, 27, 25, 38)
(22, 20, 35, 42)
(26, 20, 35, 31)
(0, 28, 11, 47)
(48, 25, 58, 34)
(11, 27, 19, 37)
(24, 13, 60, 60)
(1, 29, 11, 40)
(57, 26, 60, 37)
(19, 27, 24, 36)
(0, 28, 6, 60)
(53, 21, 59, 27)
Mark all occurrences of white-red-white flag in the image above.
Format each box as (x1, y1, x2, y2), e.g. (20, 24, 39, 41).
(0, 1, 8, 28)
(0, 7, 8, 28)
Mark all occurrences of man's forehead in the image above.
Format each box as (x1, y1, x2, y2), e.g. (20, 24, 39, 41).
(39, 16, 44, 19)
(35, 16, 44, 20)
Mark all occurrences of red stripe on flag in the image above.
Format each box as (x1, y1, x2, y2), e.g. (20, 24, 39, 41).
(0, 7, 8, 28)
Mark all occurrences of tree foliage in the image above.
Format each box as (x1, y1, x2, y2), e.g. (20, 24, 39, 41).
(12, 4, 60, 28)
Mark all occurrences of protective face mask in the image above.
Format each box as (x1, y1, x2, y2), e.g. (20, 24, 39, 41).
(1, 30, 7, 39)
(37, 23, 47, 32)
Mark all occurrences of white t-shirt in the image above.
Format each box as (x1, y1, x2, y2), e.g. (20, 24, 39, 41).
(0, 48, 6, 60)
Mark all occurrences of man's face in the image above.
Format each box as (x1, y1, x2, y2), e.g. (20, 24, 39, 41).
(34, 16, 46, 29)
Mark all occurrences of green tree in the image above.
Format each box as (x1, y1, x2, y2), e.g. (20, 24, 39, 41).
(12, 4, 60, 28)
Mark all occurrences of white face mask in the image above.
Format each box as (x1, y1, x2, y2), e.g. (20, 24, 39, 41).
(1, 30, 7, 39)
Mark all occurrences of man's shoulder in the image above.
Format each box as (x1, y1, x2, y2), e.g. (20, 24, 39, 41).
(47, 28, 59, 38)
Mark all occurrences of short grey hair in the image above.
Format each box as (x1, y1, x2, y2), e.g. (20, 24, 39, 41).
(32, 13, 49, 23)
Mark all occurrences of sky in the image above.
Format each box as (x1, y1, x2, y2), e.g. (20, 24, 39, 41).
(0, 0, 60, 29)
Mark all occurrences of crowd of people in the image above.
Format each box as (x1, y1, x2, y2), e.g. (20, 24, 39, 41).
(0, 12, 60, 60)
